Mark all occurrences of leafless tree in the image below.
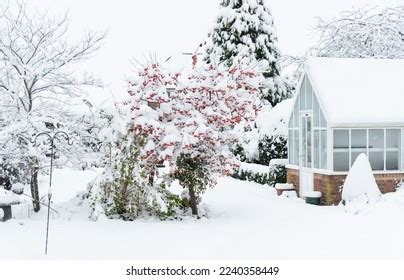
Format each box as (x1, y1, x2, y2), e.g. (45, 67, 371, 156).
(0, 1, 107, 212)
(311, 6, 404, 59)
(0, 1, 107, 114)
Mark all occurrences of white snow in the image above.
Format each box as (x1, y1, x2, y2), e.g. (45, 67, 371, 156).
(239, 162, 269, 174)
(239, 98, 293, 161)
(269, 158, 288, 166)
(341, 153, 382, 209)
(2, 167, 404, 258)
(304, 191, 322, 198)
(275, 183, 294, 190)
(0, 189, 24, 206)
(256, 98, 294, 138)
(306, 57, 404, 126)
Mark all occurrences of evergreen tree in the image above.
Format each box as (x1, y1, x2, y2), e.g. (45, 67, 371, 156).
(204, 0, 290, 106)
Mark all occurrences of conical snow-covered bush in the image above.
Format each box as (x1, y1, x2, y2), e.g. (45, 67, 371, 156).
(341, 153, 382, 211)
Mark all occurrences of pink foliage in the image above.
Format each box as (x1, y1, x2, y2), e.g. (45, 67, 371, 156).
(128, 57, 263, 187)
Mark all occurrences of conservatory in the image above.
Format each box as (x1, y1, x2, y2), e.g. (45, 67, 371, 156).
(286, 57, 404, 205)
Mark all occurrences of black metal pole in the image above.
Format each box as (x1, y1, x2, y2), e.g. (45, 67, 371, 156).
(31, 131, 72, 256)
(44, 142, 54, 255)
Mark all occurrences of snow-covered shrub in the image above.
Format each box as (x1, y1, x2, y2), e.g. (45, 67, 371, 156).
(234, 99, 292, 185)
(257, 135, 287, 166)
(87, 100, 187, 220)
(233, 169, 272, 185)
(129, 57, 263, 215)
(87, 130, 185, 220)
(232, 161, 286, 186)
(341, 153, 382, 212)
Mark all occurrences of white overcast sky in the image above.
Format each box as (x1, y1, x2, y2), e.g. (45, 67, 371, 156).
(29, 0, 403, 103)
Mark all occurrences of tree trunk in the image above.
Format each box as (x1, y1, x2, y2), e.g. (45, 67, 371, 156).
(30, 159, 41, 212)
(188, 184, 198, 216)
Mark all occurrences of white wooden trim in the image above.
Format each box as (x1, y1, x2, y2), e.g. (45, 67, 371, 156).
(327, 126, 333, 171)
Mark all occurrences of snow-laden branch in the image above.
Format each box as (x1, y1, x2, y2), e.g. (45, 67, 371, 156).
(0, 1, 107, 114)
(311, 6, 404, 59)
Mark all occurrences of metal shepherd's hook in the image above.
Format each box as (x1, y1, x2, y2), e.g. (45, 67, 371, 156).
(31, 131, 73, 255)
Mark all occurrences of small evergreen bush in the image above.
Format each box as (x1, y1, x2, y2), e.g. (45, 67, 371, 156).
(232, 162, 286, 187)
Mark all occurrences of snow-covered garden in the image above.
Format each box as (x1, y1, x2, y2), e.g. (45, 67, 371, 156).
(1, 0, 404, 260)
(3, 167, 404, 259)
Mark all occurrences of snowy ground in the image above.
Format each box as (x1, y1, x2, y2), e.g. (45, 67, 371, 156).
(1, 168, 404, 259)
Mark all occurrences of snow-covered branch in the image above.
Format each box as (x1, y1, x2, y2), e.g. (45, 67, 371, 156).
(0, 1, 107, 114)
(311, 6, 404, 59)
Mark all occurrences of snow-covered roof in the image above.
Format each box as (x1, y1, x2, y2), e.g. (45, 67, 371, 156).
(306, 57, 404, 127)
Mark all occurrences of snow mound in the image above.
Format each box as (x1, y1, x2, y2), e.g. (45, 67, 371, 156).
(341, 153, 382, 210)
(0, 189, 24, 206)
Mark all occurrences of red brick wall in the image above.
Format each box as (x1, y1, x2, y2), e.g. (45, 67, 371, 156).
(286, 168, 300, 195)
(286, 168, 404, 205)
(313, 174, 344, 205)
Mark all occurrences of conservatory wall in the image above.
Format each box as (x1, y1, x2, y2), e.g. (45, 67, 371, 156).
(288, 75, 327, 170)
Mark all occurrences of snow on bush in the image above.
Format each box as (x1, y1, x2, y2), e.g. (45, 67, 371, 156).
(87, 102, 186, 220)
(129, 56, 263, 216)
(341, 153, 382, 211)
(233, 160, 286, 187)
(89, 56, 263, 218)
(236, 98, 293, 165)
(0, 189, 25, 205)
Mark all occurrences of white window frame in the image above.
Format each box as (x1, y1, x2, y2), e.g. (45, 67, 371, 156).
(331, 127, 402, 172)
(287, 74, 328, 171)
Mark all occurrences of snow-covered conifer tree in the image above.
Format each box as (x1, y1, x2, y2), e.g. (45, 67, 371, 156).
(204, 0, 290, 106)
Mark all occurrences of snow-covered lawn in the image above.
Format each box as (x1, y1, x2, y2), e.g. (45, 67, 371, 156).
(1, 168, 404, 259)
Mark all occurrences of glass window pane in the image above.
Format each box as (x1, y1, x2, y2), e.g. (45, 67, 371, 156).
(302, 118, 307, 167)
(387, 151, 399, 170)
(289, 130, 294, 164)
(351, 129, 366, 149)
(320, 110, 326, 128)
(314, 130, 320, 168)
(300, 78, 306, 110)
(294, 130, 299, 165)
(401, 129, 404, 170)
(334, 152, 349, 171)
(351, 152, 364, 166)
(289, 112, 294, 128)
(313, 94, 319, 127)
(387, 129, 400, 148)
(306, 79, 313, 110)
(293, 99, 299, 126)
(369, 129, 384, 149)
(307, 117, 312, 167)
(334, 130, 349, 149)
(369, 151, 384, 170)
(321, 130, 327, 169)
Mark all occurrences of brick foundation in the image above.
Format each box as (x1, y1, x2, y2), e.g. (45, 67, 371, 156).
(286, 168, 404, 205)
